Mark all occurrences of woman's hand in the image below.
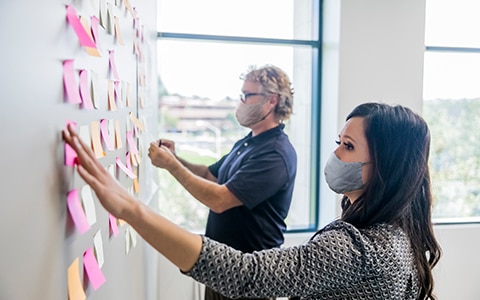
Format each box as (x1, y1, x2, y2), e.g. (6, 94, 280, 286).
(62, 124, 137, 221)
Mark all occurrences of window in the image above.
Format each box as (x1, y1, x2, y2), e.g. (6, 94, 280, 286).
(423, 0, 480, 221)
(156, 0, 321, 232)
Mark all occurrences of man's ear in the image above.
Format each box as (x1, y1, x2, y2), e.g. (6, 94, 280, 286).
(269, 94, 279, 105)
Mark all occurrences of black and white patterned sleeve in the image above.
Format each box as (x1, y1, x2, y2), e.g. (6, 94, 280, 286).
(184, 221, 377, 299)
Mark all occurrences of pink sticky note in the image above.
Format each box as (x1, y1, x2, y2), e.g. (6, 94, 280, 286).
(65, 121, 78, 166)
(79, 70, 95, 110)
(83, 247, 106, 290)
(109, 50, 119, 80)
(126, 131, 138, 154)
(116, 157, 137, 179)
(67, 189, 90, 234)
(90, 16, 102, 53)
(99, 119, 114, 151)
(109, 214, 119, 237)
(63, 60, 81, 104)
(66, 5, 96, 48)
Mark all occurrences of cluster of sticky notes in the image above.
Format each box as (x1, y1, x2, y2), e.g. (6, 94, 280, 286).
(68, 239, 106, 299)
(66, 5, 100, 56)
(62, 60, 99, 109)
(64, 0, 147, 297)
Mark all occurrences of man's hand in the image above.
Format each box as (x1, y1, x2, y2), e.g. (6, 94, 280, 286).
(148, 142, 179, 171)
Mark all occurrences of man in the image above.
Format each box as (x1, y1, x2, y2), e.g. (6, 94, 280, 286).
(148, 64, 297, 300)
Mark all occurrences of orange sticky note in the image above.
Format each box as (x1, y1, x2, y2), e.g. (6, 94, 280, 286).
(133, 169, 140, 193)
(129, 112, 145, 131)
(113, 16, 124, 45)
(68, 258, 86, 300)
(91, 121, 106, 158)
(114, 120, 123, 149)
(108, 80, 117, 111)
(125, 83, 131, 107)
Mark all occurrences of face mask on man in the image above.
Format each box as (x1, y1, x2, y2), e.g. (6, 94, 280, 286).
(235, 98, 273, 127)
(324, 152, 370, 194)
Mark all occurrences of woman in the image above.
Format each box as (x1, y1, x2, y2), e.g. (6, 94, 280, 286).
(62, 102, 441, 299)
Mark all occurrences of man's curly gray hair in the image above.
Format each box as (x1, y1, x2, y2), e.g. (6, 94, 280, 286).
(240, 65, 294, 121)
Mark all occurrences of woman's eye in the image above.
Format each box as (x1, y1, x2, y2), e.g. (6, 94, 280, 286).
(343, 142, 354, 150)
(335, 140, 340, 145)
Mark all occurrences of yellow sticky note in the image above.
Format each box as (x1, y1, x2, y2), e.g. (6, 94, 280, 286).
(68, 258, 86, 300)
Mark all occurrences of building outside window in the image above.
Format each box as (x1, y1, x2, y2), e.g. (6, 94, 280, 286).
(423, 0, 480, 222)
(156, 0, 321, 232)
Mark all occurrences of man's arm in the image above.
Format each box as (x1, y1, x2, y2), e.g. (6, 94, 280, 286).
(148, 143, 242, 213)
(156, 139, 217, 181)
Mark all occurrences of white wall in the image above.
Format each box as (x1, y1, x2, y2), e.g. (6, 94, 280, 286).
(156, 0, 480, 299)
(323, 0, 480, 299)
(0, 1, 158, 300)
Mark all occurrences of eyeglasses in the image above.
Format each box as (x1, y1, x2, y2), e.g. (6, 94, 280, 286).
(239, 93, 266, 103)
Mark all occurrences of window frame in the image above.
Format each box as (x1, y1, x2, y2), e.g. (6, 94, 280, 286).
(156, 1, 323, 233)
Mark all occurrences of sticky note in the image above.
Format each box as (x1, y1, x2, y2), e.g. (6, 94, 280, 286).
(93, 230, 105, 268)
(79, 70, 95, 109)
(109, 50, 119, 81)
(91, 121, 106, 158)
(81, 185, 97, 226)
(113, 16, 124, 45)
(107, 80, 117, 111)
(65, 121, 78, 166)
(116, 157, 137, 179)
(129, 112, 145, 131)
(83, 247, 106, 290)
(65, 5, 96, 48)
(114, 120, 123, 149)
(67, 189, 90, 234)
(79, 16, 100, 57)
(114, 81, 124, 108)
(100, 119, 114, 151)
(125, 83, 131, 107)
(68, 258, 86, 300)
(126, 131, 138, 154)
(109, 213, 119, 237)
(63, 60, 81, 104)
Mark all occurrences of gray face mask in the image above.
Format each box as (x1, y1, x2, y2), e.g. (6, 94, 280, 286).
(324, 152, 370, 194)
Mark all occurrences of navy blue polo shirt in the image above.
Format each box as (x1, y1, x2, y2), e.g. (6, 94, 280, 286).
(206, 124, 297, 253)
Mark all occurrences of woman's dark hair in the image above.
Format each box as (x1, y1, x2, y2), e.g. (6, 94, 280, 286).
(340, 102, 441, 300)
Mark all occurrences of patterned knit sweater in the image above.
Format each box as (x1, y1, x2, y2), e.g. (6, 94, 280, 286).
(186, 220, 420, 299)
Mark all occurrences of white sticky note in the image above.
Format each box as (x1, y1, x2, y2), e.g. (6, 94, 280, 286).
(81, 185, 97, 226)
(93, 230, 105, 268)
